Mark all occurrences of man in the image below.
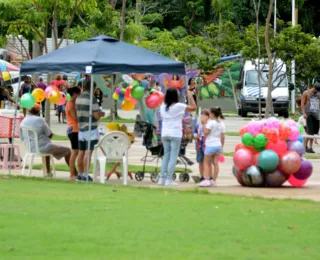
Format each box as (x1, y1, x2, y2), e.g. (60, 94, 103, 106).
(20, 103, 72, 177)
(301, 82, 320, 153)
(36, 77, 47, 117)
(76, 80, 105, 182)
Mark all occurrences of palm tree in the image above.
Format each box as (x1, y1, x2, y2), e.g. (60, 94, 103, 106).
(211, 0, 231, 31)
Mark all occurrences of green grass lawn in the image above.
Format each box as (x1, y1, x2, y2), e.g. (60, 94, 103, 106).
(32, 163, 192, 173)
(100, 115, 136, 123)
(0, 177, 319, 260)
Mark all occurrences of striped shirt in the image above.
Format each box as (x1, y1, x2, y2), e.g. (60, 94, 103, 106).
(76, 92, 100, 132)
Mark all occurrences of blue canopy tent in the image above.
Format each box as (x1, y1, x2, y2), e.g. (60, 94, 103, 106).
(12, 35, 186, 183)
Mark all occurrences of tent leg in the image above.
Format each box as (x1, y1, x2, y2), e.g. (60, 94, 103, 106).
(86, 74, 95, 179)
(9, 76, 22, 177)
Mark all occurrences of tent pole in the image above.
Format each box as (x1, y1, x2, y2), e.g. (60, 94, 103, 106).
(86, 74, 94, 179)
(8, 75, 22, 177)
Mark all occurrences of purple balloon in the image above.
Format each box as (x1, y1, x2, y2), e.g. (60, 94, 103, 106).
(293, 158, 313, 180)
(288, 140, 305, 157)
(265, 169, 289, 187)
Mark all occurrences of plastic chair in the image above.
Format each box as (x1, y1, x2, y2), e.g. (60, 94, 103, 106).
(93, 131, 131, 185)
(0, 143, 22, 169)
(20, 126, 56, 177)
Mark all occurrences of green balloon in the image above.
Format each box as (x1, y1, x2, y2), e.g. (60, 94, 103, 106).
(258, 150, 279, 173)
(66, 93, 71, 101)
(122, 82, 129, 88)
(131, 86, 145, 99)
(242, 133, 255, 146)
(254, 134, 268, 150)
(298, 125, 305, 135)
(132, 80, 139, 87)
(20, 93, 35, 109)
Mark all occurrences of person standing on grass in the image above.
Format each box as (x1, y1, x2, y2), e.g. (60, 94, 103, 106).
(301, 82, 320, 153)
(36, 77, 47, 117)
(158, 88, 197, 186)
(20, 103, 72, 177)
(66, 87, 81, 180)
(76, 80, 105, 182)
(199, 107, 225, 188)
(194, 109, 210, 182)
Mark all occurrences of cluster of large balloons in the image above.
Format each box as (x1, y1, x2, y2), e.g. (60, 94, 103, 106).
(20, 81, 70, 109)
(113, 75, 164, 110)
(233, 117, 313, 188)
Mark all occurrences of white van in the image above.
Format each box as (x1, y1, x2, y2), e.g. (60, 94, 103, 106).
(237, 59, 293, 118)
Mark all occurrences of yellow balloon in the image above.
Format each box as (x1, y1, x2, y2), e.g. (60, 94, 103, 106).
(106, 122, 117, 131)
(48, 90, 61, 104)
(2, 71, 11, 81)
(32, 88, 45, 103)
(122, 99, 135, 111)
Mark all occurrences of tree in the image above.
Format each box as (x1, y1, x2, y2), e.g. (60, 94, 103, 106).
(120, 0, 127, 41)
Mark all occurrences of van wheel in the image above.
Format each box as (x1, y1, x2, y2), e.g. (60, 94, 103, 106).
(283, 111, 289, 118)
(241, 109, 247, 117)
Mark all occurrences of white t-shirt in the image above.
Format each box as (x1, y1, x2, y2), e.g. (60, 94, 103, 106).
(205, 120, 226, 147)
(20, 115, 53, 153)
(160, 103, 187, 138)
(298, 115, 306, 127)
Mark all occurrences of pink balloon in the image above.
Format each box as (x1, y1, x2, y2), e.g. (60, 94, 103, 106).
(265, 117, 281, 129)
(45, 86, 54, 98)
(285, 119, 297, 128)
(56, 92, 67, 106)
(287, 174, 308, 188)
(247, 121, 263, 136)
(233, 149, 253, 170)
(146, 94, 160, 109)
(218, 155, 225, 163)
(288, 126, 300, 141)
(266, 140, 288, 156)
(153, 91, 164, 104)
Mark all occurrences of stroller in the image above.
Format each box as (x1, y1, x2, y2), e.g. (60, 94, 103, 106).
(134, 120, 193, 183)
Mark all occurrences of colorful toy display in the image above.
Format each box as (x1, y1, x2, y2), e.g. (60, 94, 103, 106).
(233, 117, 313, 188)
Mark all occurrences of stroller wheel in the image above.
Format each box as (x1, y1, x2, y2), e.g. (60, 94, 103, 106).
(150, 172, 159, 183)
(172, 173, 177, 180)
(184, 173, 190, 182)
(135, 171, 144, 181)
(179, 173, 185, 182)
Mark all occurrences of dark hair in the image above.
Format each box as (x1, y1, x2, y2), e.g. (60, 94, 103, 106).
(84, 80, 97, 91)
(67, 87, 81, 96)
(188, 78, 195, 85)
(210, 107, 225, 120)
(296, 98, 301, 106)
(201, 109, 210, 117)
(62, 74, 68, 81)
(172, 75, 180, 80)
(165, 87, 179, 111)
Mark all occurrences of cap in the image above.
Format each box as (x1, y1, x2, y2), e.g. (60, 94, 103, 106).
(30, 103, 40, 112)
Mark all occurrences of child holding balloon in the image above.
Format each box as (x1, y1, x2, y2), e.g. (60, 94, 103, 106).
(199, 107, 225, 187)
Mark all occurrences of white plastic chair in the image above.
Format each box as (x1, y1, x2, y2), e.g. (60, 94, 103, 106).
(20, 126, 56, 177)
(93, 131, 131, 185)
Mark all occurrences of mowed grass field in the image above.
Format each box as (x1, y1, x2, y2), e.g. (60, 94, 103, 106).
(0, 177, 320, 260)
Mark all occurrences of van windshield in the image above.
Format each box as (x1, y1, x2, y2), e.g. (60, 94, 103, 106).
(245, 70, 287, 88)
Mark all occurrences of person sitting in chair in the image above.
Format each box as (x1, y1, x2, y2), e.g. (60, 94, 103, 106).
(20, 103, 73, 177)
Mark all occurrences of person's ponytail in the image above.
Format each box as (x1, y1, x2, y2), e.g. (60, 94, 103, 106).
(217, 107, 225, 120)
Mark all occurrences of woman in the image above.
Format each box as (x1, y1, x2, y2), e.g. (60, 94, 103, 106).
(20, 76, 36, 116)
(158, 88, 197, 186)
(200, 107, 226, 187)
(65, 87, 81, 180)
(94, 88, 103, 108)
(188, 78, 198, 105)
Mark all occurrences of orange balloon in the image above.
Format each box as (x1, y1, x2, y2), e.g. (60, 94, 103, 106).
(122, 99, 135, 111)
(239, 126, 248, 137)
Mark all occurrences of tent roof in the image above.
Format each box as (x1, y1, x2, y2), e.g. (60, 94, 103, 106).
(20, 35, 185, 75)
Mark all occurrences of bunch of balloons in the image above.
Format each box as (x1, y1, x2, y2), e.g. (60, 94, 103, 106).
(233, 117, 313, 188)
(145, 90, 164, 109)
(113, 87, 137, 111)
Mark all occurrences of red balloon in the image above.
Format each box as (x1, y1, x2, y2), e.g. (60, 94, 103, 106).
(239, 126, 248, 137)
(262, 127, 279, 143)
(235, 143, 245, 152)
(170, 80, 182, 89)
(279, 125, 291, 140)
(236, 170, 246, 186)
(279, 151, 301, 175)
(124, 87, 132, 99)
(253, 152, 260, 166)
(233, 148, 253, 170)
(287, 174, 308, 187)
(146, 94, 160, 109)
(265, 140, 288, 156)
(153, 91, 164, 103)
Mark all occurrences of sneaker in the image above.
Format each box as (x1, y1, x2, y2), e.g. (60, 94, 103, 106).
(83, 175, 93, 182)
(76, 175, 83, 182)
(200, 176, 205, 182)
(199, 179, 213, 188)
(210, 179, 216, 186)
(157, 177, 166, 186)
(306, 148, 315, 154)
(165, 179, 178, 186)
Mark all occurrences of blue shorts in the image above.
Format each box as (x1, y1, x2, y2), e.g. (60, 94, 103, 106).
(196, 150, 204, 163)
(204, 146, 222, 155)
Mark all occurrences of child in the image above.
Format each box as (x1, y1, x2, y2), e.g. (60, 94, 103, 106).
(194, 109, 210, 182)
(199, 107, 225, 187)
